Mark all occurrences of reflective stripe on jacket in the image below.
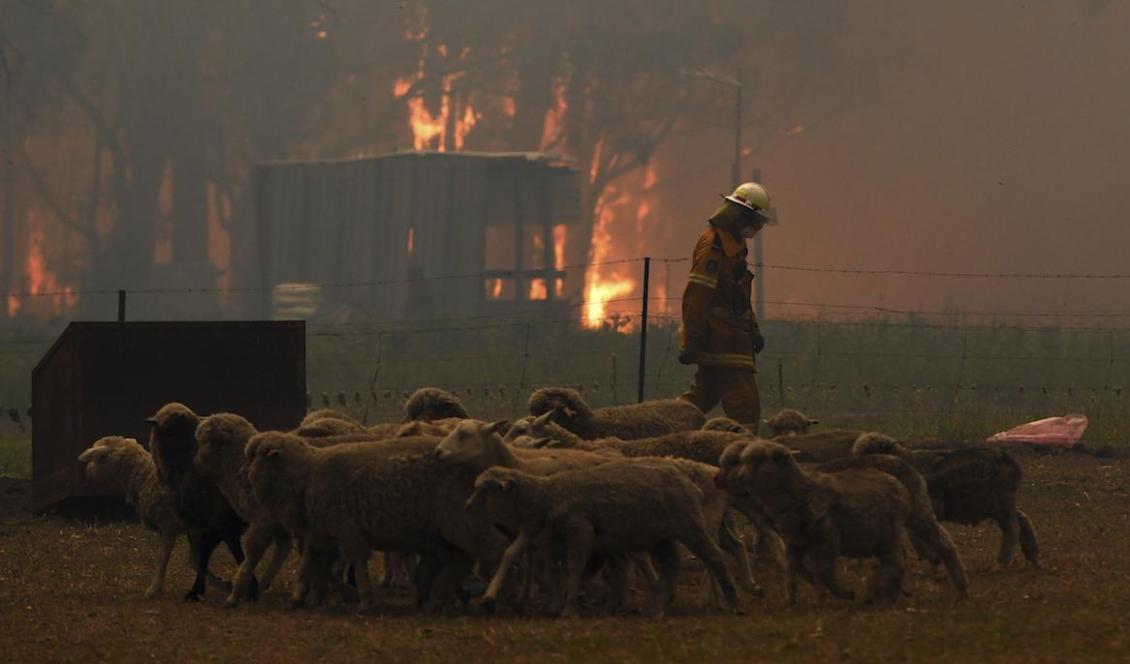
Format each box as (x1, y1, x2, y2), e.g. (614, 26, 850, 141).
(680, 225, 759, 369)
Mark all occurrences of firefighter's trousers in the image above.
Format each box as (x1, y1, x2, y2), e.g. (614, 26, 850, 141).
(679, 364, 761, 433)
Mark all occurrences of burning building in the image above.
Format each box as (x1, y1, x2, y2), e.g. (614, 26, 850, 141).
(251, 150, 587, 322)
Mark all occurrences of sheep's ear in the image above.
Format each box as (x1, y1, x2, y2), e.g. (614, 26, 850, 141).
(145, 417, 159, 426)
(499, 478, 514, 492)
(487, 420, 510, 435)
(532, 410, 555, 427)
(78, 449, 97, 463)
(560, 406, 576, 420)
(808, 419, 820, 425)
(533, 437, 554, 448)
(761, 419, 770, 425)
(265, 448, 280, 458)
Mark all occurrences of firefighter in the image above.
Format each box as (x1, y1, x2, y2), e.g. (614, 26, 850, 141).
(677, 181, 770, 433)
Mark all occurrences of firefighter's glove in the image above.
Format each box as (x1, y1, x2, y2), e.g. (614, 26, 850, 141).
(753, 331, 766, 355)
(678, 343, 702, 366)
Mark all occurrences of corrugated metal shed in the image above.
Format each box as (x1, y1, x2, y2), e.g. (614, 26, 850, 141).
(252, 151, 587, 321)
(31, 321, 306, 511)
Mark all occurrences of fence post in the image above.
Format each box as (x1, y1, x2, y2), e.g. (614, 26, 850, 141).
(637, 257, 651, 403)
(777, 359, 784, 407)
(117, 290, 126, 322)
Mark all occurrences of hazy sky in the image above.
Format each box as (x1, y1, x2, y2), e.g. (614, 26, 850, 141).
(653, 1, 1130, 321)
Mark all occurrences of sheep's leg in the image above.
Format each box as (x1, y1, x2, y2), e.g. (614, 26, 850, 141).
(555, 520, 595, 618)
(425, 549, 475, 611)
(995, 504, 1020, 567)
(680, 527, 740, 613)
(926, 522, 968, 597)
(866, 543, 906, 606)
(805, 527, 854, 602)
(290, 544, 315, 609)
(648, 540, 681, 616)
(146, 531, 177, 599)
(185, 530, 219, 602)
(352, 555, 374, 610)
(1017, 509, 1040, 568)
(481, 531, 532, 609)
(604, 555, 630, 613)
(719, 517, 761, 598)
(258, 531, 293, 593)
(226, 523, 273, 608)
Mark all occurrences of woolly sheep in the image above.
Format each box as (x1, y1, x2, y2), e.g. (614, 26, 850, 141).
(527, 387, 705, 440)
(523, 419, 753, 467)
(702, 417, 752, 435)
(811, 454, 969, 597)
(763, 409, 820, 437)
(397, 418, 468, 438)
(466, 462, 741, 617)
(147, 402, 247, 602)
(300, 408, 361, 428)
(403, 387, 470, 422)
(193, 413, 293, 607)
(78, 436, 227, 599)
(296, 417, 368, 438)
(730, 440, 912, 606)
(366, 422, 404, 438)
(245, 432, 508, 610)
(436, 420, 616, 476)
(852, 433, 1039, 567)
(772, 429, 863, 462)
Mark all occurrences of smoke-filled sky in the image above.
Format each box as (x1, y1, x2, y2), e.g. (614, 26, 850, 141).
(656, 0, 1130, 321)
(3, 0, 1128, 325)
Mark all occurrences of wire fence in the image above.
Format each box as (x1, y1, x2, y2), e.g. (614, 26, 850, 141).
(3, 256, 1130, 442)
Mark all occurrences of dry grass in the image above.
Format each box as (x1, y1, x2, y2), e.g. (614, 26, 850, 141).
(1, 449, 1128, 662)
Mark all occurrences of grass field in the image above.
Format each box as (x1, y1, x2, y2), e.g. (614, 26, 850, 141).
(1, 447, 1127, 662)
(0, 437, 30, 479)
(5, 315, 1129, 444)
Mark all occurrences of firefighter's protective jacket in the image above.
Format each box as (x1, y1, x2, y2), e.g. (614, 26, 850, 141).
(680, 225, 759, 369)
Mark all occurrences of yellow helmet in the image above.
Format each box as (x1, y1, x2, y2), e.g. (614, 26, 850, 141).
(723, 182, 771, 221)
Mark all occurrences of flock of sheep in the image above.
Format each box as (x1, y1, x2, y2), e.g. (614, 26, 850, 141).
(76, 386, 1040, 616)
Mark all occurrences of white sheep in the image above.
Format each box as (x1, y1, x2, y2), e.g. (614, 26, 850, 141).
(193, 413, 294, 607)
(466, 461, 741, 617)
(527, 387, 705, 440)
(245, 432, 508, 610)
(77, 436, 227, 599)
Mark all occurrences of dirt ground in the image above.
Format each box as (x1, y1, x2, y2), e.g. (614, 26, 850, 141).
(1, 448, 1128, 662)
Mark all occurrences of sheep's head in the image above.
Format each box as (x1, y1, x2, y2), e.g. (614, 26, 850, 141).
(764, 409, 819, 437)
(502, 416, 534, 443)
(146, 402, 201, 486)
(403, 387, 470, 423)
(194, 413, 257, 483)
(703, 417, 751, 435)
(527, 387, 591, 430)
(735, 440, 803, 496)
(465, 467, 521, 528)
(245, 432, 312, 512)
(78, 436, 145, 485)
(715, 439, 753, 490)
(435, 420, 509, 470)
(851, 432, 912, 461)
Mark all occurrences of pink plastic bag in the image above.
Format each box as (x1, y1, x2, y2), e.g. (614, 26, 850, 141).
(986, 414, 1088, 447)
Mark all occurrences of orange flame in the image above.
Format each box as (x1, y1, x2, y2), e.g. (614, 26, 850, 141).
(529, 278, 547, 300)
(8, 216, 77, 318)
(539, 76, 568, 152)
(582, 186, 636, 329)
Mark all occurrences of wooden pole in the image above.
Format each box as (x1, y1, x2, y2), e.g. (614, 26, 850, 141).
(637, 257, 651, 403)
